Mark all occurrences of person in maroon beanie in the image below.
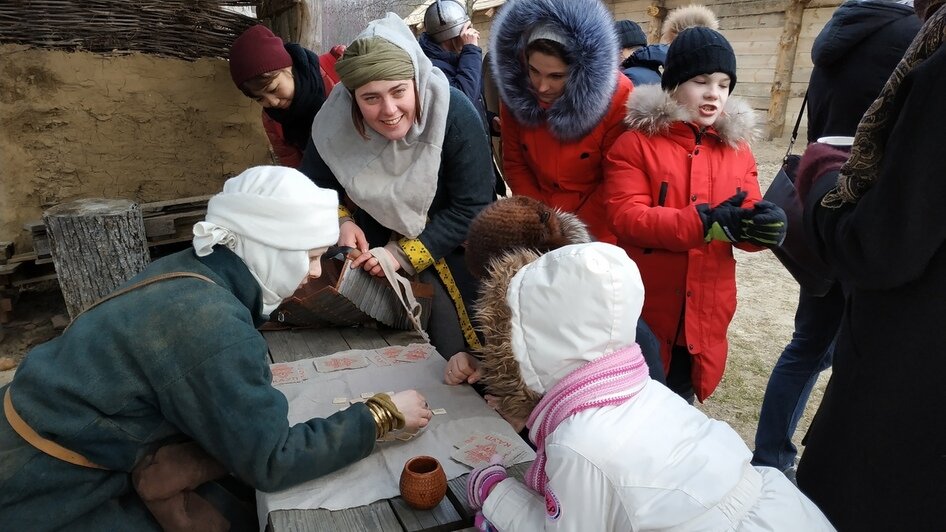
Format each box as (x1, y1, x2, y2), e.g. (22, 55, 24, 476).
(229, 25, 343, 168)
(794, 0, 946, 527)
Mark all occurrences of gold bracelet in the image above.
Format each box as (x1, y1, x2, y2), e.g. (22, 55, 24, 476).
(366, 402, 385, 439)
(369, 402, 392, 439)
(381, 403, 395, 433)
(367, 393, 406, 431)
(376, 405, 388, 439)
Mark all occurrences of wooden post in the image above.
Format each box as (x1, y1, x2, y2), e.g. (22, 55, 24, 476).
(259, 0, 323, 52)
(766, 0, 810, 139)
(44, 199, 151, 319)
(646, 2, 668, 44)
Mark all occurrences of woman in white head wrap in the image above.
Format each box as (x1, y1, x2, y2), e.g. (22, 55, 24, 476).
(193, 165, 341, 316)
(0, 166, 432, 529)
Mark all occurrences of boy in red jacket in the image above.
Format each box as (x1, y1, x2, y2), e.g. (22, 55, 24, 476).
(603, 27, 786, 403)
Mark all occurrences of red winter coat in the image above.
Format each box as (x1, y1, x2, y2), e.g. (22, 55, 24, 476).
(501, 75, 632, 244)
(262, 64, 336, 169)
(603, 85, 764, 401)
(319, 45, 345, 85)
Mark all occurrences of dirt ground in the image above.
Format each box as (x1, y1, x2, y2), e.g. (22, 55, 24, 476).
(0, 136, 827, 451)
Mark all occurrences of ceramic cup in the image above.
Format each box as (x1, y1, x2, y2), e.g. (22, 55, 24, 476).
(817, 136, 855, 148)
(399, 455, 447, 510)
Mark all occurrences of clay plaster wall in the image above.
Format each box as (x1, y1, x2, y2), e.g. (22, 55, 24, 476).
(0, 44, 271, 249)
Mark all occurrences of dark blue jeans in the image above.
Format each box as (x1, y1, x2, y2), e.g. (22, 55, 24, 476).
(752, 283, 843, 470)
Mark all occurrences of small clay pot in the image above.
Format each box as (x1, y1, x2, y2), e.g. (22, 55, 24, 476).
(399, 455, 447, 510)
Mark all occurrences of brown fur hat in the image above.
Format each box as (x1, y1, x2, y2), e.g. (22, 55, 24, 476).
(464, 196, 591, 280)
(660, 4, 719, 44)
(473, 248, 545, 419)
(473, 243, 646, 419)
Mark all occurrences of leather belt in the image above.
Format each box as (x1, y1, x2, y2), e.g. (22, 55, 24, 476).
(2, 272, 217, 471)
(4, 388, 107, 469)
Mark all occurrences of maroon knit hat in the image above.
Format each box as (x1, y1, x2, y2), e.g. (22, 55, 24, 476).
(229, 25, 293, 88)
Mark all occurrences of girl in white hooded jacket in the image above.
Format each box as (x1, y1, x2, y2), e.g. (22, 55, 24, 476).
(465, 242, 834, 531)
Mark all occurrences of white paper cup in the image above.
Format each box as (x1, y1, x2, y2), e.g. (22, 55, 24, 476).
(817, 136, 855, 147)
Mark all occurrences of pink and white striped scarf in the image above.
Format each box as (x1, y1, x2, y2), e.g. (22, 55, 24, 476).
(524, 344, 650, 495)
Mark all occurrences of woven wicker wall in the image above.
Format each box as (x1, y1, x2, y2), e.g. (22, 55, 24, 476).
(0, 0, 257, 60)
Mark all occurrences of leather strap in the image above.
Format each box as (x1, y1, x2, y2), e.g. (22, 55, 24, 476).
(9, 271, 218, 469)
(65, 272, 216, 331)
(369, 247, 430, 343)
(783, 90, 809, 165)
(4, 388, 107, 469)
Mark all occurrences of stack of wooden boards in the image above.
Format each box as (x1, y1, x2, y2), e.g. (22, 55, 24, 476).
(0, 195, 209, 323)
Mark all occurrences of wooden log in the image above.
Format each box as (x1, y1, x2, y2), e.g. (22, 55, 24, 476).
(646, 2, 668, 44)
(766, 0, 810, 139)
(43, 198, 151, 319)
(261, 0, 322, 52)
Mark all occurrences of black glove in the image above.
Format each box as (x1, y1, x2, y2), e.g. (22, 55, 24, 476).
(696, 191, 750, 243)
(742, 200, 787, 247)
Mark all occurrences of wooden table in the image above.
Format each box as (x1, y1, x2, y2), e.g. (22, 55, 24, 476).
(263, 325, 530, 532)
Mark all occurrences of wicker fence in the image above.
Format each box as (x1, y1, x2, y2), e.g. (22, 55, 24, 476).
(0, 0, 258, 60)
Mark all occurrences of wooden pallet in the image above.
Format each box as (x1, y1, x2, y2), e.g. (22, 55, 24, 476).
(1, 196, 210, 323)
(0, 241, 51, 324)
(23, 195, 211, 253)
(140, 195, 211, 245)
(23, 221, 49, 259)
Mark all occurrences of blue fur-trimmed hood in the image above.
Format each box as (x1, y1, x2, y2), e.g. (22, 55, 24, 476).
(489, 0, 618, 142)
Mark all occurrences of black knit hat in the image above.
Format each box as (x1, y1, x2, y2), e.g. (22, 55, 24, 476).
(614, 20, 647, 49)
(661, 26, 737, 93)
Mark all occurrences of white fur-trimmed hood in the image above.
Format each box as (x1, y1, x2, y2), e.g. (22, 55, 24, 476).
(624, 84, 759, 147)
(476, 243, 645, 417)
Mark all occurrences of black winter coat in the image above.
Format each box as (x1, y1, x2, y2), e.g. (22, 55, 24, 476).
(418, 33, 490, 134)
(419, 32, 505, 196)
(798, 40, 946, 531)
(807, 0, 920, 142)
(620, 44, 667, 87)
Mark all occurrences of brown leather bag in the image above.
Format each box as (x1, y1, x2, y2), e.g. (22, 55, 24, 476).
(270, 252, 433, 330)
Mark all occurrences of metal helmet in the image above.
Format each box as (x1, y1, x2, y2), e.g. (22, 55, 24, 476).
(424, 0, 470, 43)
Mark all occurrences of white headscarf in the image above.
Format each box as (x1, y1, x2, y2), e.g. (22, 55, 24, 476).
(507, 243, 645, 394)
(192, 166, 340, 315)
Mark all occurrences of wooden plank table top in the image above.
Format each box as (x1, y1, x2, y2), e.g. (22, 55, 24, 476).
(262, 325, 531, 532)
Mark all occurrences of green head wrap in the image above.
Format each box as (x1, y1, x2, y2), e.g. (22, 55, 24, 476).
(335, 36, 415, 90)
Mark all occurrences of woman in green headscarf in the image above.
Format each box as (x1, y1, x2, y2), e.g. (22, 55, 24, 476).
(300, 13, 495, 362)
